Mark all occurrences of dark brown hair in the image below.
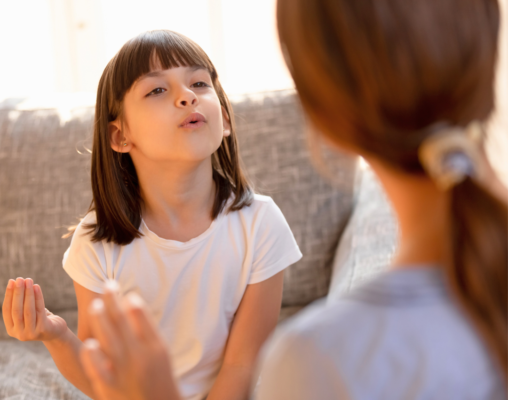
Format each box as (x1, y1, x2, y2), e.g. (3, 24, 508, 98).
(278, 0, 507, 383)
(86, 30, 252, 245)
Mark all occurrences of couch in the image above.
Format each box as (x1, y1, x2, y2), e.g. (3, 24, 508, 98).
(0, 90, 396, 399)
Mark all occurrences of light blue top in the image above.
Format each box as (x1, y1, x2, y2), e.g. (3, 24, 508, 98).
(255, 267, 505, 400)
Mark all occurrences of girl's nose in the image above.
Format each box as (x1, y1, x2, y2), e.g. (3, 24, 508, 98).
(177, 90, 198, 107)
(180, 98, 196, 106)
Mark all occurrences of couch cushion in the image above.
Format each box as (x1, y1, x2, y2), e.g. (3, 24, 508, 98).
(0, 340, 88, 399)
(327, 164, 398, 302)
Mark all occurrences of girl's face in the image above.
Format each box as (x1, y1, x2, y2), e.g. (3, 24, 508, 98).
(110, 63, 230, 165)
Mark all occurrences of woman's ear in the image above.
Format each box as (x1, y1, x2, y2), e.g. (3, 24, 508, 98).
(109, 120, 131, 153)
(221, 106, 231, 138)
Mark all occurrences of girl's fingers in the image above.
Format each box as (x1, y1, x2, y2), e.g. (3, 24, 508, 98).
(11, 278, 25, 330)
(88, 299, 124, 363)
(80, 338, 114, 385)
(124, 293, 159, 343)
(23, 279, 36, 332)
(2, 280, 15, 331)
(34, 284, 47, 329)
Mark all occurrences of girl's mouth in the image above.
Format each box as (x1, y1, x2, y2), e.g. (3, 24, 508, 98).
(179, 112, 206, 129)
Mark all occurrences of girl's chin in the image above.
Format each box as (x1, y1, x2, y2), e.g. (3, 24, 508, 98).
(147, 153, 217, 165)
(135, 140, 223, 165)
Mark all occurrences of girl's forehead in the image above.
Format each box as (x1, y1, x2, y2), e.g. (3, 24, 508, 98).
(139, 65, 209, 80)
(132, 65, 211, 90)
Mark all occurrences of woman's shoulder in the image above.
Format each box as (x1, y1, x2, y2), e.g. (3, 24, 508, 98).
(259, 270, 504, 399)
(255, 300, 357, 398)
(276, 268, 481, 350)
(272, 297, 368, 349)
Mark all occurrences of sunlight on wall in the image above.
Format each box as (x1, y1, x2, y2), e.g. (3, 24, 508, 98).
(487, 0, 508, 186)
(0, 0, 506, 182)
(0, 0, 56, 97)
(0, 0, 292, 97)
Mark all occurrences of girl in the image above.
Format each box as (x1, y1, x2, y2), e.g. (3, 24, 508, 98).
(79, 0, 507, 399)
(2, 30, 302, 400)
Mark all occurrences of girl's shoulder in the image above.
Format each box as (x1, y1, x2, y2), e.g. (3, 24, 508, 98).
(71, 211, 98, 242)
(228, 194, 289, 230)
(251, 193, 274, 204)
(68, 211, 117, 252)
(79, 211, 98, 226)
(232, 193, 278, 217)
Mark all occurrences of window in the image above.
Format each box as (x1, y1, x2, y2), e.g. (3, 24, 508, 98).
(0, 0, 293, 97)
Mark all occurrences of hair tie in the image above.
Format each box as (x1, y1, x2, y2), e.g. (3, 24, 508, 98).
(418, 121, 487, 190)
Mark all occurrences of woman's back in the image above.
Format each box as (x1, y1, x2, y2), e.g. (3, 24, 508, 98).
(256, 267, 505, 399)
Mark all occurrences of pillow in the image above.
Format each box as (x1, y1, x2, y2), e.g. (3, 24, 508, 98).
(327, 163, 399, 302)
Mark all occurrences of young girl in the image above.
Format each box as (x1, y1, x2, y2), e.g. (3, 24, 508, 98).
(77, 0, 507, 399)
(2, 30, 302, 400)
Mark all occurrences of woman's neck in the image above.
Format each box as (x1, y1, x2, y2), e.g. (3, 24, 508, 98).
(134, 157, 216, 241)
(367, 157, 454, 271)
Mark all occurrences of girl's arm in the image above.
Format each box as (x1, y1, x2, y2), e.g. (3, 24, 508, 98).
(206, 270, 285, 400)
(44, 281, 101, 398)
(2, 277, 100, 399)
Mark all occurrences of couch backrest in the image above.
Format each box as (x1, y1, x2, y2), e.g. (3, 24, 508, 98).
(0, 99, 95, 311)
(0, 90, 357, 312)
(327, 164, 398, 302)
(231, 91, 357, 306)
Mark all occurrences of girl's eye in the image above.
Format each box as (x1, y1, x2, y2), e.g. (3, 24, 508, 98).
(147, 87, 166, 96)
(192, 81, 210, 88)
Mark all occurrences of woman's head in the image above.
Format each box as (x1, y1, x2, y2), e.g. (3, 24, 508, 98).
(277, 0, 507, 382)
(88, 30, 252, 245)
(277, 0, 499, 169)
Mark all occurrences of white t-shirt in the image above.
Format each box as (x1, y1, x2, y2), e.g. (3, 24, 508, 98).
(63, 194, 302, 400)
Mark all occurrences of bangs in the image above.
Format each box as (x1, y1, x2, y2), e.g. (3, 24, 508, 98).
(110, 30, 217, 106)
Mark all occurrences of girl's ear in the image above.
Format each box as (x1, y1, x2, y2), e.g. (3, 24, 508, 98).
(221, 106, 231, 138)
(109, 120, 131, 153)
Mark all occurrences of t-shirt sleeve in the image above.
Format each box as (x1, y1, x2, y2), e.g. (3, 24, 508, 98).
(248, 198, 302, 285)
(62, 215, 108, 294)
(254, 329, 349, 400)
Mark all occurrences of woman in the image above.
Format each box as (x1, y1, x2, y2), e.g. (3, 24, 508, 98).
(79, 0, 507, 399)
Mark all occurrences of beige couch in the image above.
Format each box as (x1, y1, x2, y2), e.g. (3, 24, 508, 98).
(0, 90, 396, 399)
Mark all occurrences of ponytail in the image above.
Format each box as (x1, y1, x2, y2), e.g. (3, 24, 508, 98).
(449, 177, 507, 383)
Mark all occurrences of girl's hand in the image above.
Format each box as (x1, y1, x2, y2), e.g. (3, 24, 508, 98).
(2, 278, 68, 342)
(79, 284, 181, 400)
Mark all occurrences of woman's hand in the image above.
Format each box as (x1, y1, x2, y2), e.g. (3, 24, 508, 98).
(79, 283, 181, 400)
(2, 278, 68, 342)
